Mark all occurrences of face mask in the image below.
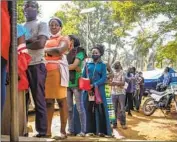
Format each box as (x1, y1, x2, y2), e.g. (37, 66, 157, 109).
(51, 32, 60, 37)
(92, 55, 100, 61)
(114, 65, 120, 70)
(25, 8, 37, 20)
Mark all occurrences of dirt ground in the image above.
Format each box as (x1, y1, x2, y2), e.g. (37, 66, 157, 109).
(28, 99, 177, 141)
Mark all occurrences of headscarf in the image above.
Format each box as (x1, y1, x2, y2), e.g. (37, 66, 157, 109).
(49, 17, 62, 28)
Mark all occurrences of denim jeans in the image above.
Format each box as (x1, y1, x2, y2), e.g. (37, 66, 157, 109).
(112, 94, 126, 126)
(67, 87, 86, 133)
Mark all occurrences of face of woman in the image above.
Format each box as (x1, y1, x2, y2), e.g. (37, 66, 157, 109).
(92, 48, 101, 56)
(91, 48, 101, 61)
(49, 20, 61, 35)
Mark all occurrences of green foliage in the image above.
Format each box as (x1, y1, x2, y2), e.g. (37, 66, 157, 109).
(156, 40, 177, 63)
(51, 0, 177, 68)
(17, 0, 25, 24)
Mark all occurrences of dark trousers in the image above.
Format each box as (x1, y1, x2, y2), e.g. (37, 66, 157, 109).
(1, 57, 7, 114)
(26, 63, 47, 134)
(87, 102, 107, 135)
(112, 94, 126, 126)
(133, 90, 140, 110)
(125, 92, 133, 113)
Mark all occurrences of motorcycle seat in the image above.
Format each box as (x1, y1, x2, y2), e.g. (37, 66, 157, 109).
(149, 90, 165, 96)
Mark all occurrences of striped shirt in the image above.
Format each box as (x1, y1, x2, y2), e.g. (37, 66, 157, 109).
(111, 70, 125, 95)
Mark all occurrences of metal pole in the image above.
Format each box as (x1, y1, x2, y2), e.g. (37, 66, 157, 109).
(9, 1, 19, 141)
(86, 14, 89, 55)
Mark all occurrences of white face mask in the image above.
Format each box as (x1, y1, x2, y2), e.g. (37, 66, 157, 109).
(50, 30, 61, 37)
(50, 33, 60, 37)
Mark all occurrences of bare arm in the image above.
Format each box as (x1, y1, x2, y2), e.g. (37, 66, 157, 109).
(45, 41, 69, 56)
(18, 35, 25, 45)
(69, 58, 80, 70)
(27, 35, 47, 50)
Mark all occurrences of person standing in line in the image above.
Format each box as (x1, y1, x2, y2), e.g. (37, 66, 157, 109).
(82, 45, 112, 137)
(139, 72, 144, 107)
(44, 17, 72, 140)
(125, 67, 134, 116)
(131, 67, 137, 110)
(1, 1, 10, 115)
(134, 72, 141, 111)
(23, 1, 49, 137)
(110, 61, 127, 129)
(66, 35, 87, 137)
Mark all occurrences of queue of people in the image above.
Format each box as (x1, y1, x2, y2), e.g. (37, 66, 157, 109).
(1, 0, 145, 140)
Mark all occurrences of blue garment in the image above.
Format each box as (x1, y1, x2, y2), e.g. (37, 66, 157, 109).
(125, 73, 134, 93)
(163, 72, 171, 86)
(17, 24, 31, 40)
(67, 87, 86, 134)
(1, 57, 7, 114)
(75, 61, 112, 135)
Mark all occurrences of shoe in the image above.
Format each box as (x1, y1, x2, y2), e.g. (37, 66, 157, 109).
(52, 133, 67, 140)
(76, 132, 85, 137)
(86, 133, 95, 137)
(34, 133, 47, 138)
(121, 125, 127, 129)
(67, 132, 75, 136)
(98, 133, 105, 137)
(24, 133, 29, 137)
(128, 112, 132, 116)
(112, 123, 117, 129)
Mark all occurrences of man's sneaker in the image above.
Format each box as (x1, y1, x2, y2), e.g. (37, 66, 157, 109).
(76, 132, 85, 137)
(121, 125, 127, 129)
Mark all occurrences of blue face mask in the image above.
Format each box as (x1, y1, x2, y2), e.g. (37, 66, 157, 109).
(92, 55, 100, 61)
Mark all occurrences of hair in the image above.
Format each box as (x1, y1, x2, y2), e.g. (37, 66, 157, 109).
(92, 44, 105, 56)
(67, 34, 87, 64)
(132, 67, 136, 72)
(49, 17, 63, 28)
(165, 67, 170, 72)
(24, 1, 39, 9)
(139, 71, 143, 74)
(68, 35, 80, 48)
(113, 61, 122, 70)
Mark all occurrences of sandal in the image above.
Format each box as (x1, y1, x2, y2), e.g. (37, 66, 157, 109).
(52, 133, 67, 140)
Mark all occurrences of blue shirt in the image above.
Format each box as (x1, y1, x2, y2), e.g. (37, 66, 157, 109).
(17, 24, 31, 40)
(125, 73, 134, 93)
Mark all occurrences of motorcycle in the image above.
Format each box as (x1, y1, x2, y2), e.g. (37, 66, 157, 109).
(142, 84, 177, 116)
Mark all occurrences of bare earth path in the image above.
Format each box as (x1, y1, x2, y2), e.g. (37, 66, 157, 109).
(28, 108, 177, 141)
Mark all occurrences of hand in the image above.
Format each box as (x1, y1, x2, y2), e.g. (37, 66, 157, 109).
(27, 36, 38, 43)
(75, 66, 81, 72)
(90, 84, 93, 88)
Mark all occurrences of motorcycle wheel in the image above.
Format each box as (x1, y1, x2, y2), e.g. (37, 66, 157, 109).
(142, 98, 156, 116)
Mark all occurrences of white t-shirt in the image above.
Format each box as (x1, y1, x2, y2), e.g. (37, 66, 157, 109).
(24, 19, 49, 65)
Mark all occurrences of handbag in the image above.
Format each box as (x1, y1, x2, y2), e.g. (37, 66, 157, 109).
(79, 63, 91, 91)
(95, 86, 102, 104)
